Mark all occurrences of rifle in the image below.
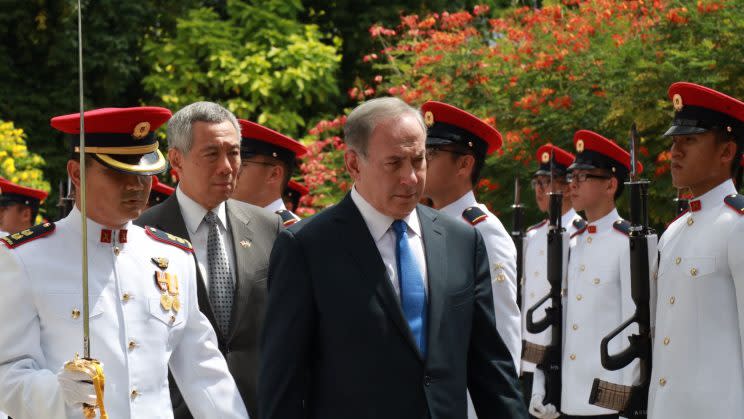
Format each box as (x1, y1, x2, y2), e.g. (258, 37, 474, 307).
(674, 189, 689, 216)
(524, 150, 565, 410)
(588, 123, 657, 418)
(511, 177, 525, 310)
(56, 178, 75, 221)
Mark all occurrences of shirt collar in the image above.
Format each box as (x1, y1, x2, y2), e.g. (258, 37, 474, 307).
(66, 205, 132, 245)
(689, 179, 737, 213)
(587, 207, 620, 232)
(350, 186, 421, 242)
(264, 197, 287, 213)
(439, 190, 477, 218)
(176, 185, 228, 234)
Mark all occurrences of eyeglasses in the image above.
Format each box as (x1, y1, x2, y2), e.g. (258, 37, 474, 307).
(530, 178, 552, 190)
(566, 173, 612, 183)
(425, 147, 470, 161)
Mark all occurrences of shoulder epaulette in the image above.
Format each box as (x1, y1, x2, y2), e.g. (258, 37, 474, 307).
(462, 206, 488, 226)
(1, 222, 55, 249)
(613, 219, 631, 235)
(724, 194, 744, 215)
(144, 226, 193, 252)
(573, 218, 587, 231)
(526, 219, 547, 232)
(276, 209, 300, 227)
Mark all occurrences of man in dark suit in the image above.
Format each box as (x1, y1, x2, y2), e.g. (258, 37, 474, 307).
(258, 97, 527, 419)
(136, 101, 281, 418)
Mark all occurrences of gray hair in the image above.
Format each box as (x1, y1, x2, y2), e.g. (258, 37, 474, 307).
(343, 97, 426, 156)
(167, 101, 241, 153)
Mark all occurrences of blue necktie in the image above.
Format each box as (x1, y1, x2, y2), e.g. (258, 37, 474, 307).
(392, 220, 428, 357)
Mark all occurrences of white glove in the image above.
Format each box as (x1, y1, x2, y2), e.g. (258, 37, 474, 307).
(529, 395, 560, 419)
(57, 366, 98, 407)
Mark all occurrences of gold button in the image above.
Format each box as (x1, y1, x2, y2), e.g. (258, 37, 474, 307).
(122, 292, 131, 302)
(539, 250, 545, 256)
(131, 389, 139, 399)
(534, 271, 540, 277)
(113, 246, 120, 256)
(572, 324, 579, 330)
(576, 294, 583, 301)
(690, 268, 698, 277)
(170, 315, 176, 324)
(669, 296, 676, 305)
(494, 263, 504, 270)
(71, 309, 80, 319)
(128, 340, 137, 350)
(587, 237, 592, 244)
(653, 271, 658, 280)
(659, 378, 667, 386)
(663, 337, 670, 346)
(687, 217, 694, 226)
(496, 273, 506, 282)
(580, 265, 586, 271)
(570, 354, 576, 360)
(593, 278, 601, 285)
(675, 257, 681, 265)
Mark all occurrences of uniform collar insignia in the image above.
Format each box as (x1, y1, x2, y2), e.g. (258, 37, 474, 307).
(151, 257, 169, 270)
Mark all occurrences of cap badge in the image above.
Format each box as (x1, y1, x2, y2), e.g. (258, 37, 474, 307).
(672, 93, 684, 111)
(541, 151, 550, 163)
(133, 121, 151, 140)
(576, 139, 585, 152)
(424, 111, 435, 127)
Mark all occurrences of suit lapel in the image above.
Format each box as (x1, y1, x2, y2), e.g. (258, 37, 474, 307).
(160, 194, 218, 334)
(418, 206, 447, 364)
(225, 201, 255, 340)
(337, 195, 423, 360)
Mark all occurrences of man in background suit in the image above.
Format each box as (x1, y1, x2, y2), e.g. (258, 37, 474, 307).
(258, 97, 527, 419)
(136, 101, 281, 418)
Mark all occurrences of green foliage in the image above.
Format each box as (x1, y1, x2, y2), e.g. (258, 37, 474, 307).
(143, 0, 342, 137)
(300, 0, 744, 229)
(0, 120, 50, 200)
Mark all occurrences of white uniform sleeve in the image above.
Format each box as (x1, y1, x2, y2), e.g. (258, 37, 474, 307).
(728, 219, 744, 373)
(0, 247, 66, 418)
(168, 255, 249, 419)
(477, 217, 522, 374)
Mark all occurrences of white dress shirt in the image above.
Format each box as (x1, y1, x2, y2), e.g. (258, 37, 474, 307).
(649, 179, 744, 419)
(350, 186, 428, 296)
(264, 197, 286, 213)
(176, 186, 236, 291)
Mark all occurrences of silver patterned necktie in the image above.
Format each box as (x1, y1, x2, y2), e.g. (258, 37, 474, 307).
(204, 211, 234, 335)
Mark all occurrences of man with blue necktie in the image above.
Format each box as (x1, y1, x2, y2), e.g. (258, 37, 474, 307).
(258, 97, 527, 419)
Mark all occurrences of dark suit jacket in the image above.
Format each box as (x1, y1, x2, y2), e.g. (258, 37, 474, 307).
(136, 194, 281, 418)
(258, 193, 527, 419)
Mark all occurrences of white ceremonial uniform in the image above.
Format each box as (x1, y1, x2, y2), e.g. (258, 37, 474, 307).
(532, 208, 638, 416)
(265, 197, 300, 222)
(0, 207, 248, 419)
(648, 179, 744, 419)
(520, 208, 583, 374)
(440, 191, 520, 419)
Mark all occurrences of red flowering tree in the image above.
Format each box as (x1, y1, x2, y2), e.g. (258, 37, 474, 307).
(299, 0, 744, 226)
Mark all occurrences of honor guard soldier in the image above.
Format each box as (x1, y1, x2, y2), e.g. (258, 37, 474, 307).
(531, 130, 641, 419)
(0, 177, 48, 234)
(648, 83, 744, 419)
(420, 101, 521, 418)
(521, 144, 583, 409)
(282, 179, 309, 213)
(0, 107, 248, 419)
(231, 119, 308, 226)
(147, 176, 175, 208)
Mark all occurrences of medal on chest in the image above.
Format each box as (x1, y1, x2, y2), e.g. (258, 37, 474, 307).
(153, 257, 181, 314)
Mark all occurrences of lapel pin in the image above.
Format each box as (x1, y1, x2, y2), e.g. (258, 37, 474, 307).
(240, 240, 251, 248)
